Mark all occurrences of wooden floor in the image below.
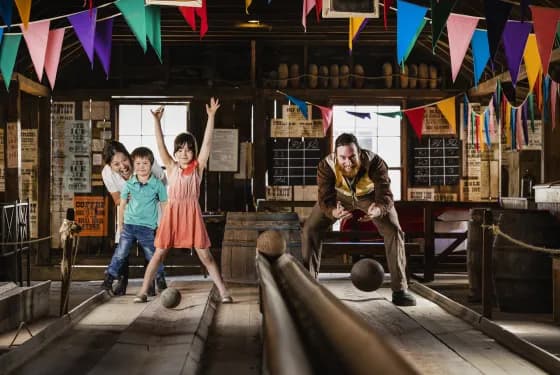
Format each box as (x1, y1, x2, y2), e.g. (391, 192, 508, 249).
(2, 275, 558, 374)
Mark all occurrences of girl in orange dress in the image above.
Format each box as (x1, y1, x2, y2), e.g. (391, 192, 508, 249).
(134, 97, 231, 303)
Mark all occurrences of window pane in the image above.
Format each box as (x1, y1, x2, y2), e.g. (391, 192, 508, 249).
(375, 107, 401, 137)
(377, 137, 401, 167)
(141, 106, 156, 135)
(162, 105, 188, 135)
(388, 169, 401, 201)
(119, 105, 141, 135)
(119, 135, 142, 155)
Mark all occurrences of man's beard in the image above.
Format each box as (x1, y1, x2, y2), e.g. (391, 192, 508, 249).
(337, 162, 361, 178)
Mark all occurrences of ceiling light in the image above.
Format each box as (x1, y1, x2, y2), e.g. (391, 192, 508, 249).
(248, 19, 260, 24)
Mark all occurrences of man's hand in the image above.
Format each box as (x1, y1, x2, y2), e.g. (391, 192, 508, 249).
(332, 201, 352, 220)
(366, 203, 382, 220)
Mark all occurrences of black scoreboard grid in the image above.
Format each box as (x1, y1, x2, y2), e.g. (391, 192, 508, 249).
(410, 136, 461, 186)
(268, 138, 323, 186)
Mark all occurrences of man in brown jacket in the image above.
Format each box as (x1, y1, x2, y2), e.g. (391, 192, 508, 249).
(302, 133, 416, 306)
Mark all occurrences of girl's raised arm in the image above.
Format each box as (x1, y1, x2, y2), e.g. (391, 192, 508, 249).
(197, 97, 220, 173)
(151, 106, 175, 171)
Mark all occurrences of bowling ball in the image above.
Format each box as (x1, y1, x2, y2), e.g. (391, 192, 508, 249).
(160, 287, 181, 308)
(350, 259, 385, 292)
(256, 230, 286, 258)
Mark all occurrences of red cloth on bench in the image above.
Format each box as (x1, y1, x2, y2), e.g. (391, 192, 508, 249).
(340, 207, 425, 239)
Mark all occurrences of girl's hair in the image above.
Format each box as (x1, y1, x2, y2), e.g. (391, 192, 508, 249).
(174, 132, 198, 157)
(130, 146, 154, 166)
(103, 140, 131, 165)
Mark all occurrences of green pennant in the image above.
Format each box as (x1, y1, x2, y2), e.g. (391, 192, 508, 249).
(528, 93, 535, 132)
(146, 5, 162, 63)
(431, 0, 457, 52)
(556, 22, 560, 47)
(376, 111, 402, 119)
(0, 34, 21, 91)
(116, 0, 147, 53)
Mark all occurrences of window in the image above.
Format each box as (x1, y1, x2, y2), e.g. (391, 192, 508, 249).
(118, 103, 189, 166)
(332, 105, 402, 200)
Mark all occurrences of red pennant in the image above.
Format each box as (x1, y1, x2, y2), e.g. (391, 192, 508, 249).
(315, 0, 322, 22)
(404, 107, 425, 140)
(384, 0, 393, 30)
(179, 6, 196, 30)
(529, 5, 560, 74)
(315, 105, 333, 135)
(178, 0, 207, 38)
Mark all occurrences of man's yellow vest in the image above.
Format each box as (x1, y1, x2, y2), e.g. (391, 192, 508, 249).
(325, 153, 375, 198)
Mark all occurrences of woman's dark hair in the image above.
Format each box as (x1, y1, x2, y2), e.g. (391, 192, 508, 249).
(130, 146, 154, 166)
(103, 140, 131, 165)
(335, 133, 360, 151)
(174, 132, 198, 157)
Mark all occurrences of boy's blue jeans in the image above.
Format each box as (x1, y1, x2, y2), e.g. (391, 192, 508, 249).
(107, 224, 164, 279)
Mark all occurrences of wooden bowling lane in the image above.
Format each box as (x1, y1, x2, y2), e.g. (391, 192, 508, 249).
(323, 280, 546, 375)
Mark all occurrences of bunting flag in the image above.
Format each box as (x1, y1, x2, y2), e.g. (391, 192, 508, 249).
(501, 20, 532, 87)
(471, 29, 490, 87)
(21, 19, 50, 81)
(488, 98, 495, 135)
(462, 94, 468, 130)
(430, 0, 456, 52)
(522, 100, 528, 144)
(14, 0, 30, 30)
(474, 114, 480, 150)
(528, 93, 535, 131)
(286, 94, 309, 119)
(404, 107, 425, 140)
(115, 0, 147, 52)
(484, 108, 491, 147)
(44, 28, 65, 90)
(68, 8, 98, 66)
(510, 107, 516, 150)
(523, 34, 542, 94)
(0, 34, 21, 90)
(179, 0, 208, 39)
(246, 0, 251, 14)
(552, 80, 558, 129)
(346, 111, 370, 119)
(0, 0, 13, 28)
(543, 75, 550, 124)
(348, 17, 368, 51)
(383, 0, 393, 30)
(302, 0, 315, 32)
(484, 0, 512, 63)
(516, 107, 523, 149)
(94, 18, 113, 79)
(529, 5, 560, 75)
(436, 96, 456, 133)
(146, 5, 162, 62)
(504, 102, 511, 147)
(446, 14, 478, 82)
(397, 0, 427, 66)
(315, 105, 333, 135)
(0, 29, 3, 46)
(376, 111, 402, 118)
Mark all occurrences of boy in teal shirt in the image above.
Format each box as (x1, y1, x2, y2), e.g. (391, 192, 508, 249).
(102, 147, 168, 294)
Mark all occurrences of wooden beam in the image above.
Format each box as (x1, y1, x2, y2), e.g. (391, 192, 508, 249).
(469, 49, 560, 97)
(16, 73, 49, 97)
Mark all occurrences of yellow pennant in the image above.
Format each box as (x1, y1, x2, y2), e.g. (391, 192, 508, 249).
(523, 34, 542, 94)
(246, 0, 251, 14)
(436, 96, 456, 134)
(348, 17, 365, 51)
(15, 0, 31, 30)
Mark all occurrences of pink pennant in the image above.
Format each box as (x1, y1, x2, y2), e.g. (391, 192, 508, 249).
(22, 19, 50, 81)
(44, 28, 65, 90)
(530, 6, 560, 75)
(446, 13, 478, 82)
(552, 80, 558, 130)
(316, 105, 332, 135)
(302, 0, 316, 31)
(404, 107, 425, 140)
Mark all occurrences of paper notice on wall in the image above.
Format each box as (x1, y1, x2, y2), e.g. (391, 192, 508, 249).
(7, 122, 18, 168)
(83, 101, 110, 121)
(524, 120, 542, 150)
(92, 139, 105, 152)
(283, 104, 312, 121)
(407, 187, 435, 201)
(63, 156, 91, 193)
(460, 177, 482, 201)
(52, 102, 75, 121)
(422, 106, 455, 135)
(21, 129, 38, 163)
(64, 120, 91, 155)
(0, 128, 4, 192)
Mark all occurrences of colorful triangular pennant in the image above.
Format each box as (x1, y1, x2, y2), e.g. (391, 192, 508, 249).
(502, 20, 532, 87)
(44, 28, 65, 90)
(397, 0, 428, 66)
(115, 0, 147, 52)
(0, 34, 22, 90)
(446, 13, 478, 83)
(68, 8, 97, 66)
(22, 19, 50, 81)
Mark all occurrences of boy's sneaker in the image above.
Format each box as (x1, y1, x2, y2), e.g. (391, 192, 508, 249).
(101, 274, 114, 293)
(113, 276, 128, 296)
(133, 294, 147, 303)
(392, 290, 417, 306)
(147, 281, 156, 297)
(156, 276, 168, 293)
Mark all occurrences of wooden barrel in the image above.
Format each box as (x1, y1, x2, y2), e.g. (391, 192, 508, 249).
(339, 64, 350, 88)
(429, 65, 438, 89)
(221, 212, 302, 284)
(399, 64, 409, 89)
(418, 63, 428, 89)
(492, 210, 560, 313)
(329, 64, 339, 88)
(289, 63, 300, 88)
(308, 64, 318, 89)
(408, 64, 418, 88)
(382, 62, 393, 88)
(353, 64, 365, 88)
(278, 63, 288, 89)
(319, 65, 329, 88)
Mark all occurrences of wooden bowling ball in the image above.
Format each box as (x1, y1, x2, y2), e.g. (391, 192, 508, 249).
(256, 230, 286, 258)
(351, 259, 384, 292)
(160, 287, 182, 308)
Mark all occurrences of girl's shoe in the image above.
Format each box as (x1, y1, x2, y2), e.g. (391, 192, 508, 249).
(133, 294, 148, 303)
(221, 295, 233, 304)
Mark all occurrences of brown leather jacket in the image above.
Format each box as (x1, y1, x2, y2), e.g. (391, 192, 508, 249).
(317, 149, 394, 219)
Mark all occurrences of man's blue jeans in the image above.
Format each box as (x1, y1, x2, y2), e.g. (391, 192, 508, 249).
(106, 224, 164, 279)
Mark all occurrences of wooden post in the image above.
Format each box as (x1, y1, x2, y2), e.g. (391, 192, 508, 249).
(482, 209, 493, 319)
(553, 257, 560, 323)
(423, 204, 435, 282)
